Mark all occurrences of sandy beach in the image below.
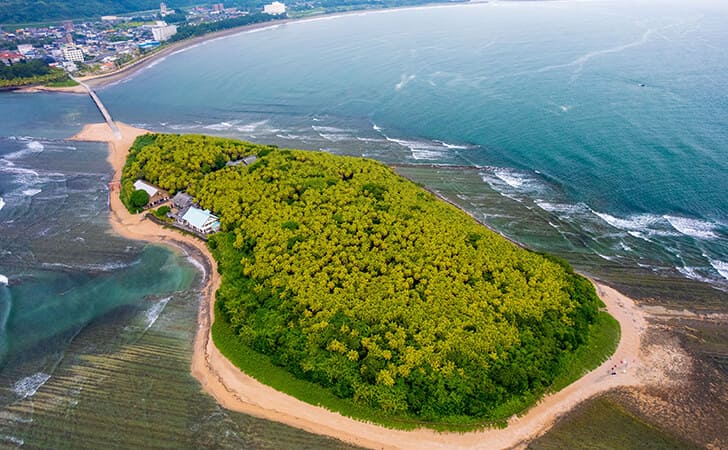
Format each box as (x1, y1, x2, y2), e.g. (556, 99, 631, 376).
(71, 121, 662, 449)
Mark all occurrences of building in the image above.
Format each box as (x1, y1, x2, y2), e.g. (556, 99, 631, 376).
(17, 44, 34, 55)
(61, 46, 84, 62)
(152, 23, 177, 41)
(225, 155, 258, 167)
(263, 2, 286, 15)
(0, 51, 23, 65)
(133, 179, 169, 206)
(212, 3, 224, 12)
(172, 192, 194, 210)
(180, 207, 220, 234)
(63, 20, 74, 32)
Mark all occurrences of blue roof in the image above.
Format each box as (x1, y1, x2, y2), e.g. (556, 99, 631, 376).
(181, 207, 217, 229)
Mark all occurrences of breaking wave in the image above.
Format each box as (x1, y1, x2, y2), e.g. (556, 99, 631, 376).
(710, 260, 728, 281)
(663, 215, 718, 239)
(13, 372, 51, 399)
(144, 297, 171, 331)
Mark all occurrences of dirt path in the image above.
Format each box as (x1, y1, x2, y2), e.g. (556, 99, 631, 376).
(72, 122, 655, 449)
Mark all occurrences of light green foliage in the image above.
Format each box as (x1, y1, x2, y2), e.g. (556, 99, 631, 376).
(126, 134, 603, 422)
(120, 133, 275, 213)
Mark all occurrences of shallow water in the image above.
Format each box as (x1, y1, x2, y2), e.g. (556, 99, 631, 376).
(0, 108, 358, 448)
(99, 0, 728, 296)
(1, 0, 727, 446)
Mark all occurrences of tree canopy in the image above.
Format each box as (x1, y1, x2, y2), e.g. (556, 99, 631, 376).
(122, 133, 602, 422)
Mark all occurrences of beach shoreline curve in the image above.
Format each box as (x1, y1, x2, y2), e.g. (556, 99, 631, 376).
(73, 122, 652, 450)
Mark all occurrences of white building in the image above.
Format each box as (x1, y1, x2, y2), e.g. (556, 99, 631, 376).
(180, 207, 220, 234)
(17, 44, 34, 55)
(263, 2, 286, 15)
(152, 23, 178, 41)
(61, 46, 84, 62)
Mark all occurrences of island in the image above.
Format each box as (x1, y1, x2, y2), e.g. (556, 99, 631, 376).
(113, 132, 620, 428)
(66, 121, 652, 449)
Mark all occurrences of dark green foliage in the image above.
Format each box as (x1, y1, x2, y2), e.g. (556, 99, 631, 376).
(153, 205, 171, 219)
(0, 0, 200, 24)
(124, 134, 606, 423)
(0, 59, 71, 87)
(169, 13, 278, 42)
(129, 189, 149, 210)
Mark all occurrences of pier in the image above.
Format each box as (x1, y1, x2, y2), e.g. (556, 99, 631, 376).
(71, 76, 121, 140)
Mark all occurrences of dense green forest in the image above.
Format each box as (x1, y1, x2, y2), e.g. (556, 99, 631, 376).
(0, 0, 197, 24)
(169, 13, 277, 42)
(122, 134, 608, 423)
(0, 0, 456, 26)
(0, 59, 71, 87)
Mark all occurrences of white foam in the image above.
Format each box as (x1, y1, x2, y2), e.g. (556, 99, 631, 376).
(4, 140, 45, 160)
(493, 168, 529, 189)
(13, 372, 51, 399)
(0, 274, 7, 286)
(186, 255, 207, 279)
(22, 189, 41, 197)
(439, 142, 469, 150)
(395, 74, 416, 91)
(236, 120, 269, 133)
(677, 266, 714, 284)
(710, 260, 728, 281)
(663, 215, 718, 239)
(312, 125, 351, 133)
(276, 133, 305, 140)
(0, 435, 24, 446)
(204, 121, 234, 131)
(144, 297, 171, 331)
(372, 124, 382, 132)
(593, 211, 661, 231)
(535, 201, 586, 214)
(0, 197, 4, 212)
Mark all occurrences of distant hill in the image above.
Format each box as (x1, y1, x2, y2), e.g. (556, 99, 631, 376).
(0, 0, 203, 25)
(0, 0, 451, 26)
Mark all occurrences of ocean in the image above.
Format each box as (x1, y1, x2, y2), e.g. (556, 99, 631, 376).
(98, 0, 728, 299)
(0, 0, 727, 446)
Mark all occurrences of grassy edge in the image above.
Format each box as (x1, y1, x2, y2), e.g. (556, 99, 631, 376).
(210, 298, 620, 432)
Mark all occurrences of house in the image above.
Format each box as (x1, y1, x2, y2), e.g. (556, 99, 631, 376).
(180, 207, 220, 234)
(225, 155, 258, 167)
(172, 192, 194, 210)
(133, 179, 169, 206)
(0, 51, 24, 65)
(263, 1, 286, 15)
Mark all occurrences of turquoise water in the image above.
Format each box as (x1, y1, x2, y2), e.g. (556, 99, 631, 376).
(1, 0, 728, 446)
(98, 0, 728, 294)
(0, 96, 357, 448)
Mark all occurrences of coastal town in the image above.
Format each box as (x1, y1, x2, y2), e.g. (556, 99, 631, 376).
(0, 1, 287, 78)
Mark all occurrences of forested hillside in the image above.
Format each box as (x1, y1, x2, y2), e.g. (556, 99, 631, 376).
(0, 0, 191, 24)
(0, 0, 454, 25)
(123, 134, 609, 424)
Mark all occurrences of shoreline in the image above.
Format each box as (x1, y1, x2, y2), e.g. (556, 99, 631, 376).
(29, 2, 473, 91)
(71, 122, 662, 449)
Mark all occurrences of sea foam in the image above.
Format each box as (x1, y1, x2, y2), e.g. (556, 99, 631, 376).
(13, 372, 51, 399)
(0, 197, 4, 212)
(710, 260, 728, 281)
(663, 215, 718, 239)
(144, 297, 171, 331)
(0, 274, 7, 286)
